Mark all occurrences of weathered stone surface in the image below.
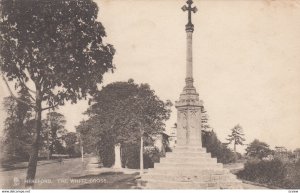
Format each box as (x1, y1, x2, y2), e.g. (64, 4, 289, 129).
(138, 1, 243, 189)
(138, 146, 243, 189)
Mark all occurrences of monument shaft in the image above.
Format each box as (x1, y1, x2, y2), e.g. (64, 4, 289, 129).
(175, 0, 202, 147)
(186, 31, 193, 82)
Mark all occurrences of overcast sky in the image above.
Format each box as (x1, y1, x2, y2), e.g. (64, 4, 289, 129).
(1, 0, 300, 152)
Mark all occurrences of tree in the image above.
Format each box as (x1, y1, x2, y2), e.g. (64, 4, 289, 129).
(63, 132, 78, 149)
(76, 120, 98, 155)
(63, 132, 80, 157)
(294, 148, 300, 158)
(1, 88, 34, 162)
(226, 124, 246, 153)
(42, 112, 67, 157)
(245, 139, 273, 160)
(0, 0, 115, 187)
(202, 130, 237, 164)
(199, 105, 236, 163)
(201, 106, 211, 131)
(78, 79, 172, 169)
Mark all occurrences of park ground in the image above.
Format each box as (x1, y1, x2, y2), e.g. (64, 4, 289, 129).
(0, 156, 267, 189)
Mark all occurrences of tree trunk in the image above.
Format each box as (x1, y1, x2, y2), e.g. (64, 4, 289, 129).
(233, 142, 236, 154)
(140, 135, 144, 174)
(25, 90, 42, 188)
(81, 145, 84, 163)
(46, 129, 50, 160)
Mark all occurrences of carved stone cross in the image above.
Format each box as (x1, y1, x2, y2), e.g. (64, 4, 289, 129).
(181, 0, 198, 31)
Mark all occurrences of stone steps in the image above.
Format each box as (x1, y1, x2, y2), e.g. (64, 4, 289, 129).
(153, 162, 223, 170)
(172, 146, 207, 153)
(159, 156, 218, 164)
(165, 152, 211, 158)
(141, 173, 237, 182)
(138, 144, 242, 189)
(138, 179, 243, 189)
(146, 168, 230, 176)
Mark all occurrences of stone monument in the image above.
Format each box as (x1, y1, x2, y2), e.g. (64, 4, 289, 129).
(139, 0, 243, 189)
(113, 143, 122, 169)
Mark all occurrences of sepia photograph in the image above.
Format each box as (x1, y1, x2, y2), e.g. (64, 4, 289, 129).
(0, 0, 300, 190)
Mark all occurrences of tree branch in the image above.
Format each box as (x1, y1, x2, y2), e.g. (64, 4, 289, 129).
(17, 76, 36, 101)
(17, 76, 36, 94)
(2, 74, 37, 109)
(40, 88, 69, 111)
(41, 102, 59, 111)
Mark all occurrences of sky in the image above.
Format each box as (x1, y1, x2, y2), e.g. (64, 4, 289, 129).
(1, 0, 300, 152)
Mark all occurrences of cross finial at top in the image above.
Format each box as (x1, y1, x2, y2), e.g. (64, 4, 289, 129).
(182, 0, 198, 32)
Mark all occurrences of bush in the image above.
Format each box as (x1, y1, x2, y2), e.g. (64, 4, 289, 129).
(97, 135, 115, 167)
(121, 143, 140, 169)
(283, 159, 300, 188)
(237, 159, 287, 185)
(202, 130, 236, 164)
(121, 143, 159, 169)
(66, 144, 82, 158)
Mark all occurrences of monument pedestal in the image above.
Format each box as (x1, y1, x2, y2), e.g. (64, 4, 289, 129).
(138, 146, 243, 189)
(138, 50, 243, 190)
(139, 86, 243, 189)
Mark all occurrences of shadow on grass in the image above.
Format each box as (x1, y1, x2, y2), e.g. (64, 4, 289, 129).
(1, 160, 60, 172)
(72, 172, 140, 189)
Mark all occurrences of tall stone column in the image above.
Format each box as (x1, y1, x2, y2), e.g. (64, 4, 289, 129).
(186, 31, 193, 87)
(175, 0, 203, 147)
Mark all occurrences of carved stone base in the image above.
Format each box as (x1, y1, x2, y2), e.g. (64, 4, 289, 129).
(175, 85, 202, 146)
(138, 146, 243, 189)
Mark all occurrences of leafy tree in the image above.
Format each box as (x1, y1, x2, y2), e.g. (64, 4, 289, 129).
(78, 79, 172, 169)
(0, 0, 114, 186)
(62, 132, 81, 157)
(1, 88, 34, 162)
(198, 104, 236, 163)
(42, 112, 67, 156)
(199, 105, 237, 163)
(226, 124, 246, 153)
(245, 139, 273, 160)
(96, 132, 115, 167)
(201, 106, 211, 131)
(63, 132, 77, 149)
(202, 130, 237, 164)
(76, 119, 99, 154)
(294, 148, 300, 156)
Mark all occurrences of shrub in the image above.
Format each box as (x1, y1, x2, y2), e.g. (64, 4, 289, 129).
(283, 159, 300, 188)
(121, 143, 159, 169)
(121, 143, 140, 169)
(237, 159, 287, 185)
(66, 144, 82, 158)
(202, 130, 236, 164)
(97, 135, 115, 167)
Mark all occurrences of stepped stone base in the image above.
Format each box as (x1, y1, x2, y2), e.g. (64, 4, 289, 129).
(138, 146, 243, 189)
